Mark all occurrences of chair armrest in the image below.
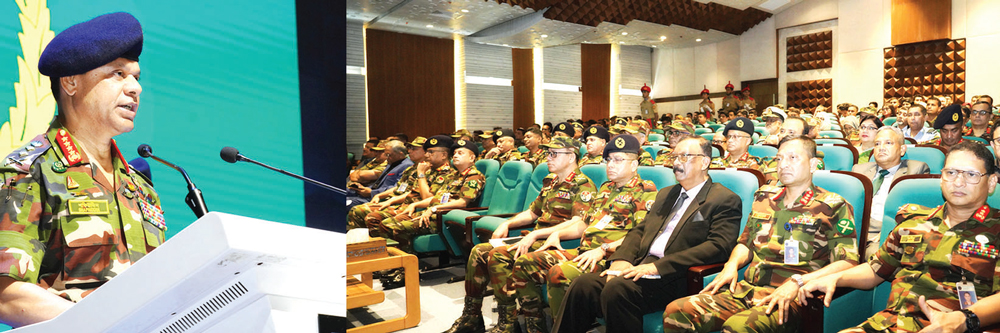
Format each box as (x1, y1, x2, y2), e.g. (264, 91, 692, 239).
(465, 213, 518, 247)
(686, 263, 724, 295)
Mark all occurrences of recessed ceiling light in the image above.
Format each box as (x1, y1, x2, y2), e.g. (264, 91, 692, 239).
(621, 32, 628, 36)
(660, 36, 666, 40)
(619, 41, 625, 44)
(461, 9, 469, 13)
(426, 24, 434, 28)
(541, 34, 548, 38)
(696, 38, 702, 42)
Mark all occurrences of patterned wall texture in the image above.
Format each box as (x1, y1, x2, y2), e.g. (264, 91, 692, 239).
(883, 39, 966, 103)
(787, 79, 833, 110)
(786, 31, 832, 72)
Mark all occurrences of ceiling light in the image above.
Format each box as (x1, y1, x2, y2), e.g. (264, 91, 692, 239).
(461, 9, 469, 13)
(621, 32, 628, 36)
(660, 36, 666, 40)
(426, 24, 434, 28)
(696, 38, 702, 42)
(541, 34, 548, 38)
(619, 41, 625, 44)
(652, 45, 657, 48)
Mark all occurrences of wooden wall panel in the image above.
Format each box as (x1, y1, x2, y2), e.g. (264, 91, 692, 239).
(786, 31, 832, 72)
(512, 48, 535, 128)
(883, 39, 966, 103)
(581, 44, 611, 121)
(891, 0, 951, 45)
(787, 79, 832, 111)
(366, 29, 454, 139)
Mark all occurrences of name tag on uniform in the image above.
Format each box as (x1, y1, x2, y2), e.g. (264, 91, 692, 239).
(440, 193, 451, 204)
(594, 214, 613, 230)
(957, 281, 978, 309)
(556, 191, 571, 200)
(784, 239, 799, 264)
(68, 200, 109, 215)
(750, 211, 771, 220)
(397, 183, 408, 193)
(900, 235, 923, 244)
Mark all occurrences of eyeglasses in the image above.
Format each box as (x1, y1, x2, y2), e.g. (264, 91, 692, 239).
(607, 157, 636, 165)
(547, 151, 575, 158)
(941, 169, 987, 184)
(712, 140, 727, 145)
(860, 125, 879, 131)
(905, 113, 924, 117)
(669, 154, 707, 163)
(726, 134, 750, 140)
(972, 110, 991, 116)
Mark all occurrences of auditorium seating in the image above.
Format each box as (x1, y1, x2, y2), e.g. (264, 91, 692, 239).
(695, 128, 713, 135)
(817, 144, 859, 171)
(901, 145, 946, 173)
(963, 135, 989, 144)
(437, 160, 531, 257)
(747, 145, 777, 159)
(649, 133, 665, 143)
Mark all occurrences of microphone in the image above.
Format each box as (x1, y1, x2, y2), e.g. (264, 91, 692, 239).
(137, 144, 210, 218)
(220, 146, 345, 194)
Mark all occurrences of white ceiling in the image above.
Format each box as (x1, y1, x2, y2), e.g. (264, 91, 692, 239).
(346, 0, 802, 49)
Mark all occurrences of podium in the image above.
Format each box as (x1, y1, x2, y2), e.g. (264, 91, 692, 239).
(10, 212, 345, 333)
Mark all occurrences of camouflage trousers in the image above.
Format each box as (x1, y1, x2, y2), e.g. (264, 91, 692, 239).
(347, 203, 376, 229)
(662, 283, 802, 333)
(365, 209, 437, 253)
(511, 248, 604, 319)
(838, 310, 923, 333)
(466, 240, 544, 306)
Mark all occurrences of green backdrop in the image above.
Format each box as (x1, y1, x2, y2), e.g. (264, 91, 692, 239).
(0, 0, 304, 240)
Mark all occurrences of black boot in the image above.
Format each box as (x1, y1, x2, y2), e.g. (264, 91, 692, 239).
(379, 268, 405, 290)
(487, 303, 521, 333)
(443, 297, 485, 333)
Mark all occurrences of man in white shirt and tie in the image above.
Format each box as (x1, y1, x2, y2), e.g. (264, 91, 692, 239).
(850, 126, 929, 257)
(551, 136, 743, 333)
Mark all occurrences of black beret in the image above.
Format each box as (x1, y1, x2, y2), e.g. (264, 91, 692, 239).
(933, 104, 963, 129)
(554, 122, 574, 137)
(603, 134, 641, 160)
(39, 12, 143, 77)
(493, 129, 514, 142)
(583, 126, 610, 141)
(423, 135, 453, 151)
(452, 138, 479, 156)
(723, 117, 755, 137)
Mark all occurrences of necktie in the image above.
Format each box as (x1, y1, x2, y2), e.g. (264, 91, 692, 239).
(665, 192, 689, 223)
(872, 169, 890, 194)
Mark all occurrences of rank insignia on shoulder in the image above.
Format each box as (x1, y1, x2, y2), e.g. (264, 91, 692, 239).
(900, 235, 922, 244)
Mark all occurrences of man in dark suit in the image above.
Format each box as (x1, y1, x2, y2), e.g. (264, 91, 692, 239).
(851, 126, 929, 257)
(551, 136, 743, 333)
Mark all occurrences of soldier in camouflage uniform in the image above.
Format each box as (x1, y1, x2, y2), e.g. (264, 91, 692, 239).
(521, 128, 548, 167)
(656, 120, 697, 167)
(444, 136, 597, 333)
(0, 13, 165, 326)
(663, 137, 859, 333)
(510, 135, 657, 332)
(346, 138, 426, 229)
(711, 117, 761, 170)
(371, 139, 485, 254)
(927, 104, 972, 152)
(349, 139, 388, 187)
(483, 129, 522, 164)
(800, 141, 1000, 333)
(760, 117, 825, 185)
(478, 131, 496, 160)
(622, 121, 655, 166)
(347, 136, 455, 229)
(578, 125, 609, 167)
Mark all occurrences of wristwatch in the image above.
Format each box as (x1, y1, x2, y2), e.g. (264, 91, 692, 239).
(961, 309, 980, 333)
(790, 274, 804, 287)
(600, 243, 611, 253)
(430, 206, 438, 214)
(417, 173, 426, 179)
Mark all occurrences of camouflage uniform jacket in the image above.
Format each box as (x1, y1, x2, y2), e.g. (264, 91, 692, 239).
(402, 164, 455, 206)
(355, 157, 387, 174)
(926, 137, 969, 151)
(759, 156, 825, 186)
(735, 184, 858, 295)
(964, 124, 993, 141)
(521, 148, 547, 167)
(638, 150, 655, 166)
(495, 149, 523, 165)
(578, 154, 603, 168)
(530, 169, 597, 229)
(428, 166, 486, 207)
(866, 204, 1000, 331)
(710, 151, 761, 169)
(387, 164, 419, 199)
(0, 119, 165, 302)
(578, 175, 658, 252)
(655, 147, 674, 167)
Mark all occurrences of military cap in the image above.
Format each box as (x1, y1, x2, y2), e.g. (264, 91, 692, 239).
(724, 117, 754, 137)
(408, 136, 427, 147)
(622, 120, 649, 134)
(370, 140, 388, 151)
(701, 86, 710, 95)
(571, 122, 584, 130)
(583, 125, 610, 141)
(452, 138, 479, 156)
(667, 120, 695, 134)
(451, 129, 471, 139)
(493, 129, 515, 142)
(423, 135, 453, 151)
(640, 83, 651, 93)
(761, 106, 787, 121)
(479, 130, 494, 139)
(603, 134, 641, 160)
(554, 122, 575, 137)
(725, 81, 734, 89)
(742, 86, 750, 92)
(613, 118, 630, 127)
(933, 104, 964, 130)
(541, 136, 578, 151)
(39, 12, 143, 77)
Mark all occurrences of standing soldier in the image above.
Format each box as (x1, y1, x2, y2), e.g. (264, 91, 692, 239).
(443, 136, 596, 333)
(800, 141, 1000, 332)
(578, 125, 609, 167)
(721, 81, 743, 115)
(640, 84, 658, 129)
(742, 86, 757, 114)
(711, 117, 761, 169)
(662, 136, 859, 333)
(509, 134, 657, 332)
(699, 86, 716, 120)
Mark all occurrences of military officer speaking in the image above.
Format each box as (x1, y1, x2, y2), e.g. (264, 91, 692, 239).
(0, 12, 164, 327)
(663, 136, 859, 333)
(800, 141, 1000, 333)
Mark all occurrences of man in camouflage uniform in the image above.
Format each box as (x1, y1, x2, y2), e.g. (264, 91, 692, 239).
(346, 135, 455, 229)
(0, 13, 164, 326)
(928, 104, 971, 152)
(346, 137, 426, 228)
(444, 136, 597, 333)
(370, 139, 485, 254)
(521, 128, 548, 167)
(346, 139, 416, 210)
(578, 125, 609, 167)
(663, 136, 859, 333)
(509, 135, 657, 332)
(622, 121, 655, 166)
(656, 120, 697, 167)
(349, 140, 388, 187)
(965, 101, 993, 141)
(478, 131, 496, 160)
(800, 141, 1000, 332)
(483, 129, 522, 164)
(711, 117, 761, 169)
(640, 84, 658, 129)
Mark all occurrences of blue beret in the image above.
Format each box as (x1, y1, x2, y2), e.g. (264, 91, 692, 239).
(39, 12, 143, 77)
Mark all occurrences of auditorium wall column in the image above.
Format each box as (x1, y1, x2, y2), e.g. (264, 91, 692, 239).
(512, 48, 536, 128)
(581, 44, 611, 121)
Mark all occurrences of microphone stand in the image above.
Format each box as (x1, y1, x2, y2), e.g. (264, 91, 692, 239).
(146, 155, 210, 218)
(237, 155, 345, 194)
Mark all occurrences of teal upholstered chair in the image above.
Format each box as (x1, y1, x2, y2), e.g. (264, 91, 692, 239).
(649, 133, 665, 143)
(819, 130, 845, 138)
(817, 144, 859, 171)
(695, 128, 713, 135)
(902, 145, 946, 174)
(637, 166, 677, 190)
(754, 127, 769, 137)
(470, 163, 550, 244)
(963, 136, 989, 144)
(747, 145, 777, 160)
(701, 133, 716, 141)
(518, 146, 529, 153)
(581, 164, 608, 188)
(439, 160, 532, 257)
(708, 123, 724, 132)
(882, 117, 896, 126)
(642, 146, 659, 160)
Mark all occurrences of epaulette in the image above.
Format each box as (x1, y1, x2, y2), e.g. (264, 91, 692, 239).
(543, 173, 558, 181)
(2, 134, 49, 174)
(896, 203, 934, 220)
(814, 191, 845, 209)
(130, 165, 154, 187)
(640, 180, 657, 191)
(757, 184, 782, 194)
